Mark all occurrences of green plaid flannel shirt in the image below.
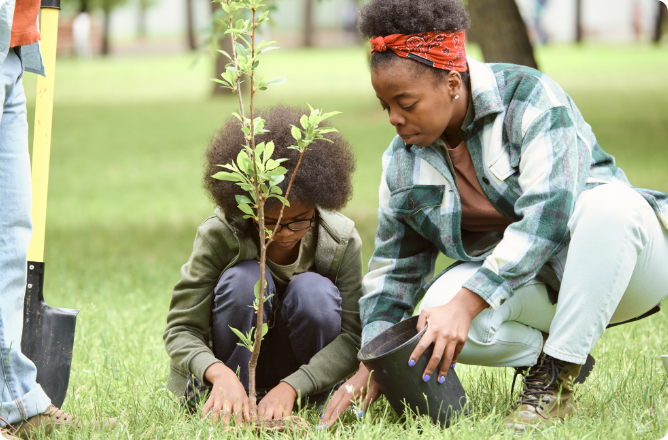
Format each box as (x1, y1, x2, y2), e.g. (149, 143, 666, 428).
(360, 56, 668, 345)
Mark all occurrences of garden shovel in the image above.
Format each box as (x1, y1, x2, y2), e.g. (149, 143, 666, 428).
(20, 0, 79, 409)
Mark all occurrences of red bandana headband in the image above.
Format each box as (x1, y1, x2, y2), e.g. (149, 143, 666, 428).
(370, 31, 467, 73)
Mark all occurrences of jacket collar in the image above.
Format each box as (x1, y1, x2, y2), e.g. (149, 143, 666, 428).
(467, 56, 505, 122)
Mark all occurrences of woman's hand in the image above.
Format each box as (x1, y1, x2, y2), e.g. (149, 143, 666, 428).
(409, 288, 488, 383)
(257, 382, 297, 420)
(201, 363, 250, 425)
(320, 363, 381, 429)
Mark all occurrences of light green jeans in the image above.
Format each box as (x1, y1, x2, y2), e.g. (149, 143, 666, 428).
(419, 183, 668, 367)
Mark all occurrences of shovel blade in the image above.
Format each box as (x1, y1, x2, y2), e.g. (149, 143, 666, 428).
(21, 262, 79, 409)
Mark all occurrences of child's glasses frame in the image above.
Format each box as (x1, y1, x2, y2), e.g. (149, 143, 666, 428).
(261, 216, 316, 233)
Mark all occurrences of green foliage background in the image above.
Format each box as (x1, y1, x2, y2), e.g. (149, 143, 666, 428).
(19, 44, 668, 438)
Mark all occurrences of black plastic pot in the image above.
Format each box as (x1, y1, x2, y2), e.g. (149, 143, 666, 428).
(358, 316, 468, 427)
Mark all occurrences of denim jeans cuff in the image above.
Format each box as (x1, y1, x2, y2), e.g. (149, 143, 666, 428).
(1, 384, 51, 426)
(543, 343, 588, 365)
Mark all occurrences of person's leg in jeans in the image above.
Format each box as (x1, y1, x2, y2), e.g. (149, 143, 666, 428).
(259, 272, 342, 397)
(545, 183, 668, 363)
(0, 48, 51, 427)
(276, 272, 341, 367)
(211, 260, 277, 391)
(419, 262, 554, 368)
(212, 266, 342, 397)
(505, 183, 668, 430)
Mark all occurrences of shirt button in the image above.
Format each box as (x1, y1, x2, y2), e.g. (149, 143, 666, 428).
(0, 45, 5, 51)
(482, 177, 491, 184)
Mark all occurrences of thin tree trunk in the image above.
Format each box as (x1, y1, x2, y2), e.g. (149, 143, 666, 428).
(575, 0, 583, 43)
(467, 0, 538, 69)
(186, 0, 196, 50)
(303, 0, 314, 47)
(101, 8, 111, 55)
(137, 4, 147, 40)
(653, 1, 666, 44)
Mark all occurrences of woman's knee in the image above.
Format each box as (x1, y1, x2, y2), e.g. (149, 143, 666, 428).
(282, 272, 342, 325)
(571, 184, 651, 243)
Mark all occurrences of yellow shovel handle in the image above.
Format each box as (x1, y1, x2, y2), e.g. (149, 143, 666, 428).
(27, 7, 59, 263)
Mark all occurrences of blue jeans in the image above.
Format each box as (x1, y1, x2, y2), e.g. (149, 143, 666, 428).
(211, 260, 342, 393)
(0, 48, 51, 426)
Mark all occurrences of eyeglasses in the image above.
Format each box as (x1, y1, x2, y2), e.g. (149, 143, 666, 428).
(263, 216, 315, 233)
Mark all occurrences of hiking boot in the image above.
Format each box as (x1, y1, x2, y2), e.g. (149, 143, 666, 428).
(14, 405, 117, 439)
(503, 353, 581, 434)
(0, 417, 19, 440)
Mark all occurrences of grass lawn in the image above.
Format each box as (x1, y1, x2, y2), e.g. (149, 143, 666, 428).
(17, 43, 668, 439)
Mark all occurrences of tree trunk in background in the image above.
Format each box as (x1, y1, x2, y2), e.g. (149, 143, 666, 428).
(575, 0, 583, 43)
(467, 0, 538, 69)
(137, 4, 147, 40)
(303, 0, 314, 47)
(186, 0, 196, 50)
(653, 1, 666, 43)
(101, 8, 111, 55)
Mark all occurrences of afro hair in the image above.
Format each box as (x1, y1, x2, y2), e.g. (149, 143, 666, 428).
(358, 0, 471, 87)
(204, 105, 356, 217)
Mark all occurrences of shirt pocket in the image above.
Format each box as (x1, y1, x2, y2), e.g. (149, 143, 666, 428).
(389, 185, 445, 215)
(488, 148, 517, 182)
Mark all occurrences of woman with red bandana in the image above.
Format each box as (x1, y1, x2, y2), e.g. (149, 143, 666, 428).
(320, 0, 668, 433)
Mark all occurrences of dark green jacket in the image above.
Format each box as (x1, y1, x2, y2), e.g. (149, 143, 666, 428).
(164, 207, 363, 397)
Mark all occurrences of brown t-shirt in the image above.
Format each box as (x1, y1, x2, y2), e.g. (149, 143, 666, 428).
(446, 140, 511, 233)
(10, 0, 41, 48)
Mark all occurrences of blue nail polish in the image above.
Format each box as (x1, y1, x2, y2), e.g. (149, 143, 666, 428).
(408, 359, 415, 367)
(439, 376, 445, 384)
(321, 414, 324, 419)
(358, 410, 364, 418)
(451, 363, 456, 369)
(424, 374, 430, 382)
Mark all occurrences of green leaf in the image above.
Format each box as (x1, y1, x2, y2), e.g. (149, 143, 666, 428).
(264, 141, 275, 161)
(237, 203, 255, 216)
(269, 195, 289, 206)
(270, 185, 282, 194)
(235, 195, 252, 204)
(253, 279, 267, 300)
(265, 77, 286, 86)
(266, 166, 288, 177)
(216, 49, 232, 60)
(255, 142, 265, 159)
(236, 150, 253, 174)
(231, 112, 243, 122)
(211, 171, 244, 182)
(291, 125, 302, 141)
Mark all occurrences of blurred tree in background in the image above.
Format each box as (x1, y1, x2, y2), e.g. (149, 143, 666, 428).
(136, 0, 158, 40)
(467, 0, 539, 69)
(654, 0, 667, 44)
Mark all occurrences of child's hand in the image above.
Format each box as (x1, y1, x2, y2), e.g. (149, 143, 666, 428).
(257, 382, 297, 420)
(320, 362, 380, 429)
(202, 363, 250, 425)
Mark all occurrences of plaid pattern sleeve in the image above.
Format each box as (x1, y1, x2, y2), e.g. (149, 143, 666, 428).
(359, 147, 440, 345)
(359, 56, 668, 346)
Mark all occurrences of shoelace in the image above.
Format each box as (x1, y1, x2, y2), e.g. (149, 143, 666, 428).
(514, 356, 568, 410)
(0, 416, 16, 435)
(45, 405, 75, 423)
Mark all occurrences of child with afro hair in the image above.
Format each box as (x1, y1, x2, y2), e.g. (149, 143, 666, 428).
(320, 0, 668, 433)
(164, 105, 364, 424)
